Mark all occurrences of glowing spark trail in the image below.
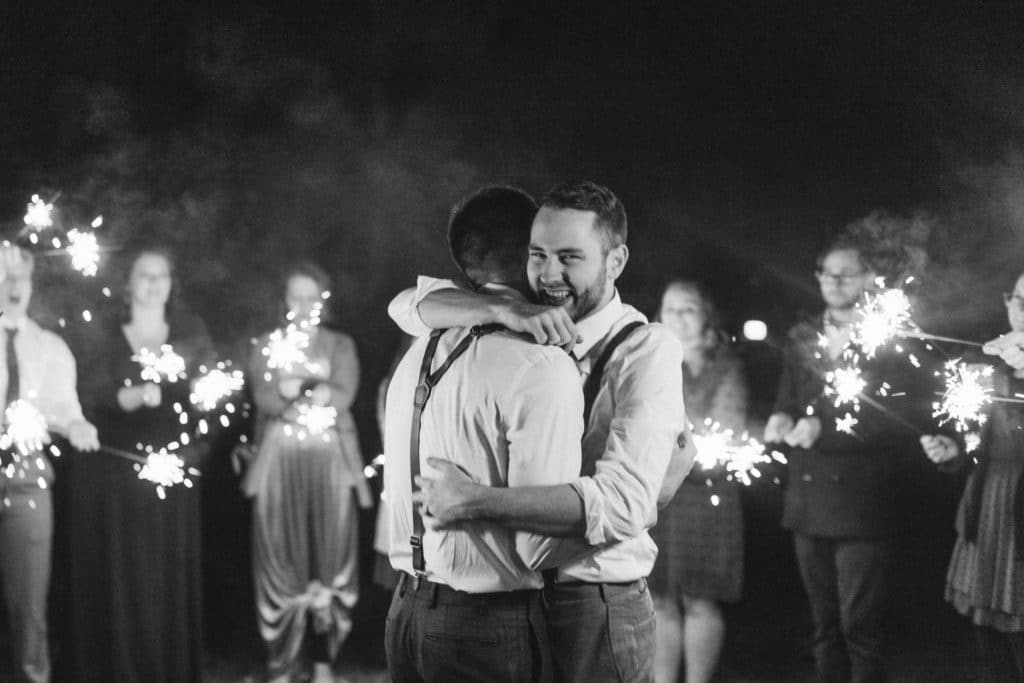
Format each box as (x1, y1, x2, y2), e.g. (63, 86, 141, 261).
(135, 345, 187, 383)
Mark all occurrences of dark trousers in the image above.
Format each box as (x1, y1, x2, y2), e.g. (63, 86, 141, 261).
(384, 573, 550, 682)
(0, 481, 53, 683)
(543, 577, 656, 683)
(793, 534, 891, 683)
(975, 626, 1024, 682)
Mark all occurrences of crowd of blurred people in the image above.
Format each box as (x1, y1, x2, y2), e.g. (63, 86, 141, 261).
(0, 180, 1023, 683)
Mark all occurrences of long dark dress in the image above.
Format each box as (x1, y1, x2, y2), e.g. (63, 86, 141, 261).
(649, 343, 749, 603)
(67, 315, 214, 683)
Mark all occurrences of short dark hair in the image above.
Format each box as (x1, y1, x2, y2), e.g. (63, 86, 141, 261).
(539, 180, 627, 251)
(448, 186, 538, 287)
(816, 234, 868, 272)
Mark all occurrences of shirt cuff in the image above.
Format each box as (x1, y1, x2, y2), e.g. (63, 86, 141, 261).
(387, 276, 459, 337)
(568, 477, 608, 546)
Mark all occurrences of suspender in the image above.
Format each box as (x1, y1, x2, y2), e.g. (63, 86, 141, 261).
(409, 323, 502, 575)
(582, 321, 645, 429)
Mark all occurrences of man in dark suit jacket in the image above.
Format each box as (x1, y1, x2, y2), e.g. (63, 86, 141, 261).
(764, 237, 920, 683)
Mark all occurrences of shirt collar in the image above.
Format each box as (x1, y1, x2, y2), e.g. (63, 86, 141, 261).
(572, 290, 624, 359)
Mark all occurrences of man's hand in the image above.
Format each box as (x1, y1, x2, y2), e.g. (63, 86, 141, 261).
(920, 434, 960, 464)
(785, 416, 822, 448)
(984, 331, 1024, 372)
(764, 412, 795, 443)
(495, 300, 579, 350)
(413, 457, 482, 528)
(68, 420, 99, 451)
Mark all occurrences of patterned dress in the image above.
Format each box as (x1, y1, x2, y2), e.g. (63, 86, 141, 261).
(946, 369, 1024, 631)
(649, 343, 749, 603)
(245, 325, 372, 676)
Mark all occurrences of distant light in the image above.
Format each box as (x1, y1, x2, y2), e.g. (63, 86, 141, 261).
(743, 319, 768, 341)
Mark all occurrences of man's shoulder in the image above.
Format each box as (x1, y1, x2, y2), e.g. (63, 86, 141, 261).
(613, 320, 683, 359)
(479, 329, 578, 372)
(26, 319, 73, 354)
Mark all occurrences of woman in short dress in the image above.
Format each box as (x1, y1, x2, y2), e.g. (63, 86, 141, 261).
(650, 279, 749, 683)
(921, 270, 1024, 680)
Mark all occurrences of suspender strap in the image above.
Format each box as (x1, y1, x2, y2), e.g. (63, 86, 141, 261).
(409, 324, 502, 575)
(582, 321, 645, 428)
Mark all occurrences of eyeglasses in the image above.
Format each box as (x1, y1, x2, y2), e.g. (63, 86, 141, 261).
(1003, 293, 1024, 311)
(815, 270, 865, 285)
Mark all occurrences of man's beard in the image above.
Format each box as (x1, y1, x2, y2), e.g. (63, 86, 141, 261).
(534, 263, 609, 323)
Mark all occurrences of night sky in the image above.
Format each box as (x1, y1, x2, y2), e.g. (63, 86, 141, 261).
(2, 2, 1024, 443)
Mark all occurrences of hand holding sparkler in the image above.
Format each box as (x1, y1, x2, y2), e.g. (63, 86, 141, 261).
(764, 413, 795, 443)
(983, 331, 1024, 372)
(118, 383, 162, 411)
(919, 434, 960, 465)
(784, 416, 822, 448)
(67, 419, 99, 451)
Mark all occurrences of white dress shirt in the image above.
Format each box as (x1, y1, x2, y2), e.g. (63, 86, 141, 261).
(384, 293, 585, 593)
(0, 318, 86, 489)
(389, 277, 686, 583)
(0, 318, 85, 432)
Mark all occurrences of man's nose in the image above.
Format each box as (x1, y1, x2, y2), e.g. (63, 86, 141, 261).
(541, 259, 564, 282)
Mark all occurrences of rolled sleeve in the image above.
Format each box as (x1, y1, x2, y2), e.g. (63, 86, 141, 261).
(571, 326, 684, 545)
(33, 332, 86, 432)
(386, 276, 458, 337)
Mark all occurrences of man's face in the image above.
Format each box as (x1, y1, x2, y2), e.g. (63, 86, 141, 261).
(527, 207, 626, 322)
(0, 259, 33, 323)
(817, 248, 871, 311)
(1007, 274, 1024, 333)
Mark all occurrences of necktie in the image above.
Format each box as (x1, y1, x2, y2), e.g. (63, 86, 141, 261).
(5, 328, 18, 408)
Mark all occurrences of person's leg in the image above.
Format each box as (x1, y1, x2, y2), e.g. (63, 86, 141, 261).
(653, 594, 684, 683)
(681, 594, 726, 683)
(835, 539, 890, 683)
(546, 579, 656, 683)
(1006, 630, 1024, 682)
(0, 489, 53, 683)
(384, 577, 423, 683)
(793, 534, 847, 682)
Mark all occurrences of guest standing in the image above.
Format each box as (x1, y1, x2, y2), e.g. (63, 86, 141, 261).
(68, 247, 214, 683)
(0, 245, 99, 683)
(921, 270, 1024, 680)
(244, 262, 371, 683)
(764, 236, 914, 683)
(650, 280, 748, 683)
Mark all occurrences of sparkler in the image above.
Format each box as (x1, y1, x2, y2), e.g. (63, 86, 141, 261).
(135, 448, 195, 500)
(851, 283, 982, 356)
(23, 195, 54, 231)
(691, 420, 785, 486)
(933, 360, 993, 434)
(65, 228, 100, 276)
(295, 404, 337, 438)
(135, 345, 187, 383)
(263, 325, 311, 372)
(0, 401, 50, 456)
(825, 365, 866, 409)
(190, 366, 245, 411)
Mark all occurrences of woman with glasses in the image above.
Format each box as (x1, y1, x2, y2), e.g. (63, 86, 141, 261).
(650, 279, 749, 683)
(920, 271, 1024, 680)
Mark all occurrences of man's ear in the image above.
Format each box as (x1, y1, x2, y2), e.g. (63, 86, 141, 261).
(607, 244, 629, 281)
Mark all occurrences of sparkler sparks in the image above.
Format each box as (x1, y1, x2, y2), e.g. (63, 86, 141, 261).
(65, 229, 100, 276)
(136, 448, 195, 500)
(835, 413, 860, 435)
(263, 325, 311, 372)
(135, 345, 187, 383)
(690, 420, 785, 486)
(190, 366, 245, 411)
(23, 195, 54, 231)
(851, 286, 914, 357)
(825, 365, 866, 409)
(0, 401, 49, 456)
(295, 404, 337, 437)
(933, 360, 993, 434)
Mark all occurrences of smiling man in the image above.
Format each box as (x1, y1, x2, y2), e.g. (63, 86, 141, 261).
(390, 180, 689, 682)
